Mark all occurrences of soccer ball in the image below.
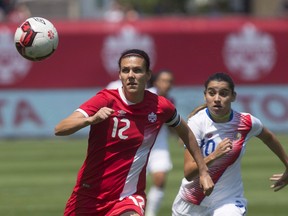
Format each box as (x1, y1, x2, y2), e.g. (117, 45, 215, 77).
(14, 17, 59, 61)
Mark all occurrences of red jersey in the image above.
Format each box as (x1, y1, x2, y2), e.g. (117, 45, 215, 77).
(65, 88, 180, 215)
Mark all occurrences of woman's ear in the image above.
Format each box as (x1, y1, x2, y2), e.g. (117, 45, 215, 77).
(232, 92, 237, 102)
(148, 70, 152, 80)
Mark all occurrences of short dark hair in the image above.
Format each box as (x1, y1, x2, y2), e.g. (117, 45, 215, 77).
(154, 69, 173, 81)
(118, 49, 150, 71)
(204, 72, 235, 93)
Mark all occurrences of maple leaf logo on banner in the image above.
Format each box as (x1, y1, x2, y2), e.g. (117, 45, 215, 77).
(223, 23, 276, 81)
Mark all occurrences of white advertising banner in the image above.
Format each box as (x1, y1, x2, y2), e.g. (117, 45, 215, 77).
(0, 89, 101, 137)
(0, 86, 287, 137)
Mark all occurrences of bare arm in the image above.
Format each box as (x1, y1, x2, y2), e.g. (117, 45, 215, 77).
(257, 127, 288, 191)
(173, 118, 214, 196)
(184, 138, 232, 180)
(54, 107, 114, 136)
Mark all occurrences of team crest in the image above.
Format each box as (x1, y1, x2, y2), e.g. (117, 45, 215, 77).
(206, 133, 213, 139)
(234, 132, 242, 140)
(148, 112, 157, 123)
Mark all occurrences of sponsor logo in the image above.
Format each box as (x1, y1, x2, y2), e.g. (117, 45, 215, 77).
(117, 110, 126, 117)
(223, 23, 276, 81)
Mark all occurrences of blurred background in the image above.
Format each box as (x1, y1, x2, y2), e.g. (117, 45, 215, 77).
(1, 0, 288, 137)
(1, 0, 288, 21)
(0, 1, 288, 216)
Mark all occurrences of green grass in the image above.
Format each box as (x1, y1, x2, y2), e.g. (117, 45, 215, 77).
(0, 135, 287, 215)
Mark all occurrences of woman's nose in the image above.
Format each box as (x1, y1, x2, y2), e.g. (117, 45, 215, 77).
(214, 94, 221, 101)
(128, 70, 135, 77)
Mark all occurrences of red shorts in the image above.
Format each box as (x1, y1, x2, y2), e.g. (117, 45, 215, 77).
(64, 192, 146, 216)
(107, 195, 146, 216)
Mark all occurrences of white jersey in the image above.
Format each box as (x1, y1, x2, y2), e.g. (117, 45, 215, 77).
(179, 108, 263, 207)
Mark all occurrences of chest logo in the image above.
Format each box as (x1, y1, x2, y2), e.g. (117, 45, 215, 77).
(148, 112, 157, 123)
(206, 133, 213, 139)
(117, 110, 126, 117)
(234, 132, 242, 140)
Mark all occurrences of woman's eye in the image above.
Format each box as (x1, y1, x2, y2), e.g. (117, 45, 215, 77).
(219, 91, 230, 97)
(133, 68, 142, 73)
(208, 92, 215, 96)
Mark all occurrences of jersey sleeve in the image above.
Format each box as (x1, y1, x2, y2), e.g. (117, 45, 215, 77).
(76, 90, 110, 117)
(250, 114, 263, 136)
(158, 95, 180, 128)
(187, 115, 202, 146)
(166, 109, 181, 127)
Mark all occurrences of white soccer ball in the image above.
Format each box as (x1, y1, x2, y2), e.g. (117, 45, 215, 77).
(14, 17, 59, 61)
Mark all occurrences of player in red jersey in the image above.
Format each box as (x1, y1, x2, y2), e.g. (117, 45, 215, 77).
(55, 49, 214, 216)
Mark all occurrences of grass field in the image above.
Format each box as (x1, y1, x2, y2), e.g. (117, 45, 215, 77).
(0, 135, 287, 216)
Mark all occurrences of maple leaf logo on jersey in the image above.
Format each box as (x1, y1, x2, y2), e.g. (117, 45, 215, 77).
(148, 112, 157, 123)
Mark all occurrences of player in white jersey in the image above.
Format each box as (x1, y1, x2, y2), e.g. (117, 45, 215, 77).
(55, 49, 214, 216)
(172, 72, 288, 216)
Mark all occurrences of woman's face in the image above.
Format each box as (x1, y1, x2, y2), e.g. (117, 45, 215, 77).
(204, 80, 236, 117)
(119, 56, 151, 102)
(154, 72, 173, 97)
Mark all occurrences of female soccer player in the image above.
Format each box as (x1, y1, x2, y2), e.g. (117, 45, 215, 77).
(106, 70, 177, 216)
(172, 72, 288, 216)
(55, 49, 214, 216)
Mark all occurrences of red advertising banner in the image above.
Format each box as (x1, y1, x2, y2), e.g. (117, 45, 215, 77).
(0, 17, 287, 89)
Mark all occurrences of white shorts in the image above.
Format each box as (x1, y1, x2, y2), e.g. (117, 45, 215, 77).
(172, 193, 247, 216)
(147, 149, 172, 173)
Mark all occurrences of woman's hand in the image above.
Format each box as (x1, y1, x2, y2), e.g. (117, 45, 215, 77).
(213, 138, 233, 159)
(89, 107, 114, 124)
(270, 169, 288, 191)
(199, 172, 214, 196)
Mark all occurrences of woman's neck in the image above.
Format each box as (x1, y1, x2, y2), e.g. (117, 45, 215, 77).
(122, 88, 144, 104)
(209, 110, 232, 123)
